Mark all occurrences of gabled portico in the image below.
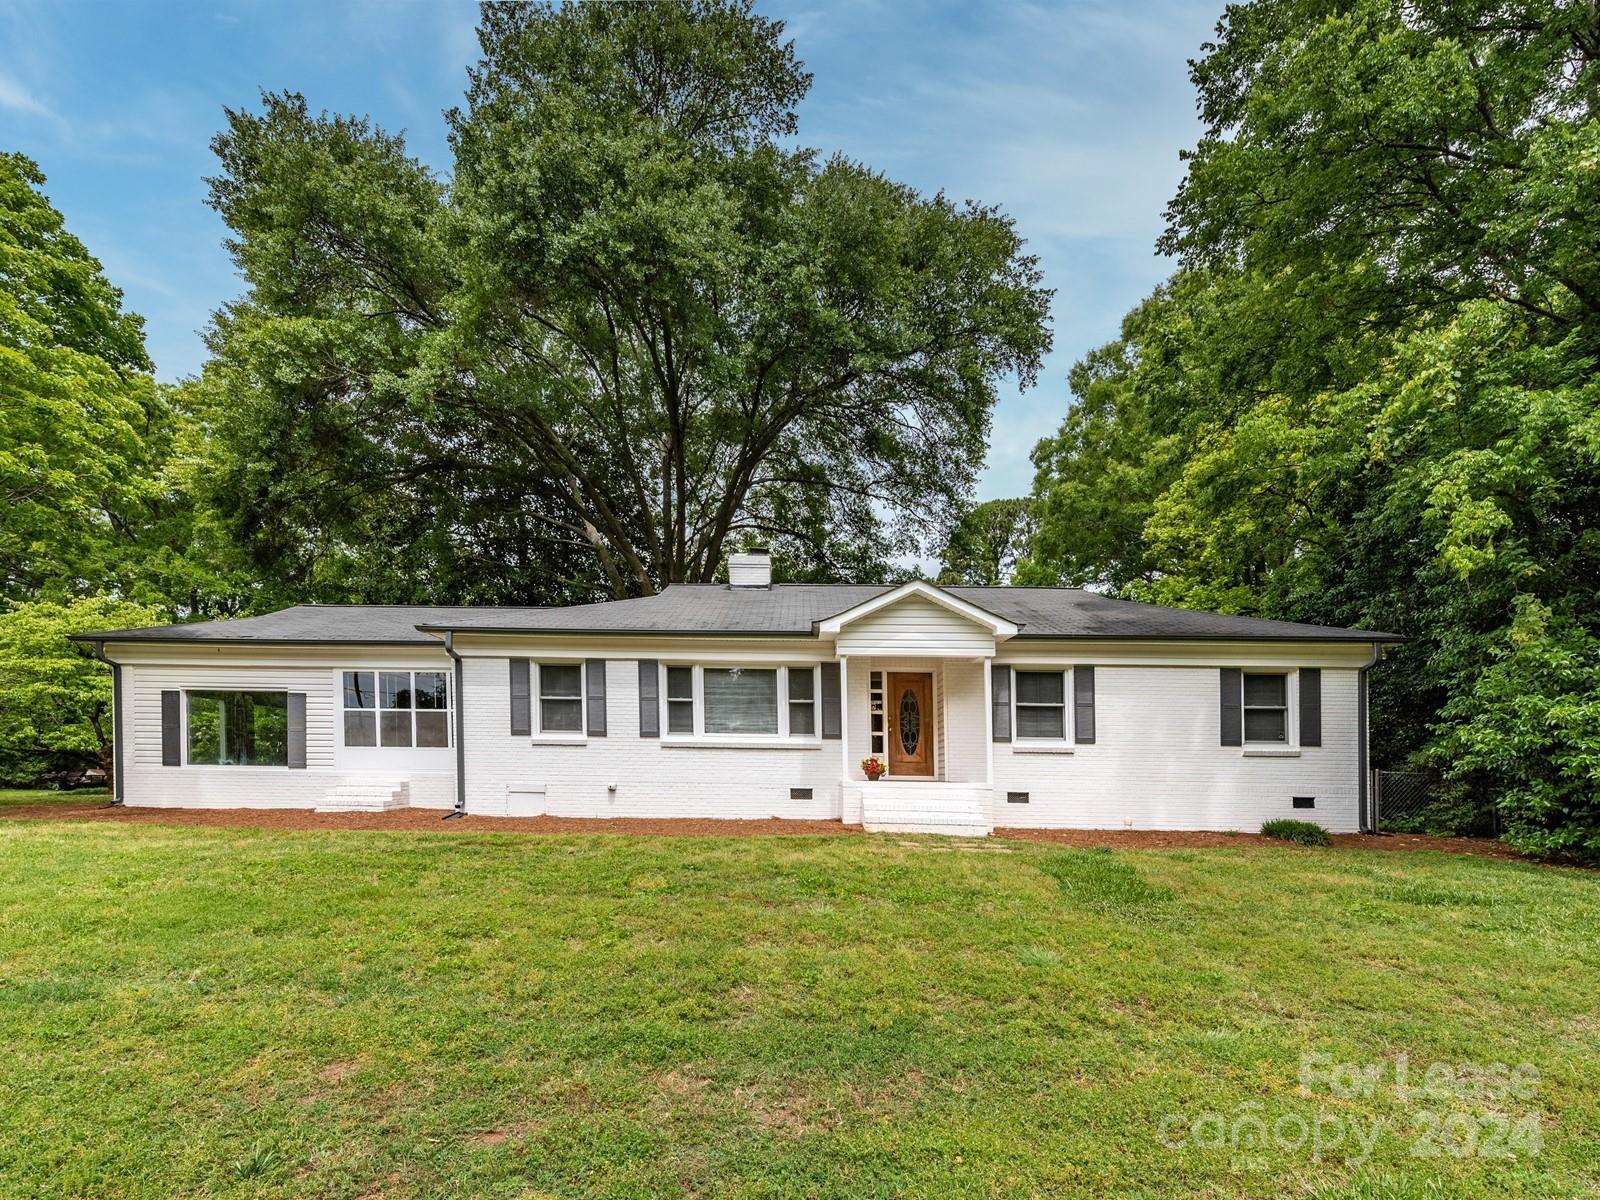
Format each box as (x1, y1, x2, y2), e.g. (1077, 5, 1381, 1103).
(817, 582, 1017, 833)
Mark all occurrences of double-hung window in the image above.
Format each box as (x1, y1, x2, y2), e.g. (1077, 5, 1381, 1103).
(663, 665, 818, 739)
(1014, 670, 1067, 740)
(787, 668, 816, 735)
(343, 670, 450, 748)
(1242, 673, 1288, 743)
(666, 666, 695, 734)
(537, 663, 584, 733)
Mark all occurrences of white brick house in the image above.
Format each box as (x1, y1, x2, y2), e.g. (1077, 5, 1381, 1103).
(75, 551, 1399, 835)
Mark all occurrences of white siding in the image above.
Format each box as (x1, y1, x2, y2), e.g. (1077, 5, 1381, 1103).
(833, 594, 996, 657)
(990, 666, 1362, 832)
(459, 657, 842, 819)
(941, 660, 988, 784)
(117, 650, 455, 810)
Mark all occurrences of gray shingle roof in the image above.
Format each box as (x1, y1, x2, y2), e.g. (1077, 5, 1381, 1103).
(75, 584, 1401, 644)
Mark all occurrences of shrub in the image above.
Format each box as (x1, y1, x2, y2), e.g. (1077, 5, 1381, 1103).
(1260, 819, 1331, 847)
(1434, 599, 1600, 865)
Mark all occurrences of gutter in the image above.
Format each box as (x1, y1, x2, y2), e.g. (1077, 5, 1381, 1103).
(442, 631, 467, 819)
(79, 640, 125, 805)
(1358, 639, 1384, 834)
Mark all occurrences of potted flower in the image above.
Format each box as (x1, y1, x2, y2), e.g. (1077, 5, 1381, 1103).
(861, 756, 886, 781)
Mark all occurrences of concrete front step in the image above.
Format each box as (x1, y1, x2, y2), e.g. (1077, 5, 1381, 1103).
(315, 781, 410, 813)
(859, 783, 992, 837)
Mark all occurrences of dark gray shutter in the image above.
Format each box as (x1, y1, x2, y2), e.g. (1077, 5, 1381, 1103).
(1220, 668, 1243, 746)
(509, 659, 531, 736)
(820, 662, 841, 739)
(586, 659, 607, 736)
(992, 664, 1011, 742)
(638, 659, 659, 737)
(160, 690, 181, 766)
(1299, 667, 1322, 747)
(1073, 666, 1096, 744)
(286, 693, 307, 768)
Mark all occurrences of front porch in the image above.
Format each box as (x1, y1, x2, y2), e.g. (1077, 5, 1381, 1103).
(837, 654, 995, 835)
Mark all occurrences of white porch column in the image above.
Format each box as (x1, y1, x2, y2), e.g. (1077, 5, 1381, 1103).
(983, 656, 994, 787)
(838, 655, 850, 787)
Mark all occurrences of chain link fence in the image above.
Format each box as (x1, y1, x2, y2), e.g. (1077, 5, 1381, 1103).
(1373, 769, 1498, 836)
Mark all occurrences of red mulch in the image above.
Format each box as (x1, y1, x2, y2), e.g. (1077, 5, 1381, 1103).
(993, 826, 1529, 862)
(0, 800, 860, 837)
(0, 799, 1537, 861)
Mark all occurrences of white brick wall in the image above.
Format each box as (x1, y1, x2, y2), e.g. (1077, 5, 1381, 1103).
(990, 666, 1362, 832)
(458, 657, 842, 818)
(110, 637, 1368, 832)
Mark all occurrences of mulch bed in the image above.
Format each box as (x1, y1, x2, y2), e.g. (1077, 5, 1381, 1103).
(993, 826, 1529, 861)
(0, 800, 860, 838)
(0, 799, 1533, 861)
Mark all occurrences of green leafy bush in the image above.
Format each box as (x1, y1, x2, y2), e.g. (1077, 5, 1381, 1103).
(1435, 599, 1600, 865)
(1260, 819, 1331, 847)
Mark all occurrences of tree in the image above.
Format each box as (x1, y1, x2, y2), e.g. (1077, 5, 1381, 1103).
(0, 596, 160, 785)
(1026, 0, 1600, 860)
(193, 0, 1052, 604)
(936, 498, 1037, 586)
(1, 152, 157, 599)
(0, 153, 248, 617)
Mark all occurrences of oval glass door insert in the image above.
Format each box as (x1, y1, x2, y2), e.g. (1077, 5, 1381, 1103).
(898, 688, 921, 755)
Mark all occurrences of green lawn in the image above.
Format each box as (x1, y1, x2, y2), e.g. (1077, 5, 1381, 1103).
(1, 821, 1595, 1199)
(0, 787, 105, 809)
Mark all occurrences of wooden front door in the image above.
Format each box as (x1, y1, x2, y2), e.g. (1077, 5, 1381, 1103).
(886, 672, 934, 777)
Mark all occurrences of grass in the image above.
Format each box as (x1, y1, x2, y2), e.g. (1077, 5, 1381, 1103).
(0, 821, 1596, 1199)
(1261, 817, 1334, 847)
(0, 786, 105, 809)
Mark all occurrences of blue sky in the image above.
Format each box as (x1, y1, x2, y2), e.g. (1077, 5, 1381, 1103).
(0, 0, 1219, 499)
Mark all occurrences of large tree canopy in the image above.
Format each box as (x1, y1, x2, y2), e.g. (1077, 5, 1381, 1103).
(194, 0, 1052, 603)
(1023, 0, 1600, 861)
(0, 153, 246, 619)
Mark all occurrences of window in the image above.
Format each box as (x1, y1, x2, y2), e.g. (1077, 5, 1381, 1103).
(188, 691, 289, 765)
(787, 667, 816, 735)
(666, 666, 695, 734)
(663, 665, 817, 738)
(344, 671, 377, 746)
(704, 667, 778, 735)
(414, 671, 450, 747)
(869, 671, 885, 757)
(343, 670, 451, 749)
(1015, 670, 1066, 739)
(538, 663, 583, 733)
(1243, 673, 1288, 742)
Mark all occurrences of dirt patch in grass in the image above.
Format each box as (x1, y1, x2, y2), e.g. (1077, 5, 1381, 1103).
(317, 1059, 364, 1084)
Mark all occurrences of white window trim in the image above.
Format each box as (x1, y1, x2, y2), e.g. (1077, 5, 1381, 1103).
(1241, 669, 1296, 750)
(658, 663, 823, 745)
(183, 688, 294, 768)
(338, 669, 453, 751)
(1011, 666, 1073, 746)
(533, 660, 587, 742)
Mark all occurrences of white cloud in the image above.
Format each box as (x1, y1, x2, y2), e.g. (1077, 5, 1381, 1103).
(0, 71, 56, 119)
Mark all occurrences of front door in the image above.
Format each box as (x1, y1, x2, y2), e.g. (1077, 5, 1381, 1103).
(886, 672, 934, 777)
